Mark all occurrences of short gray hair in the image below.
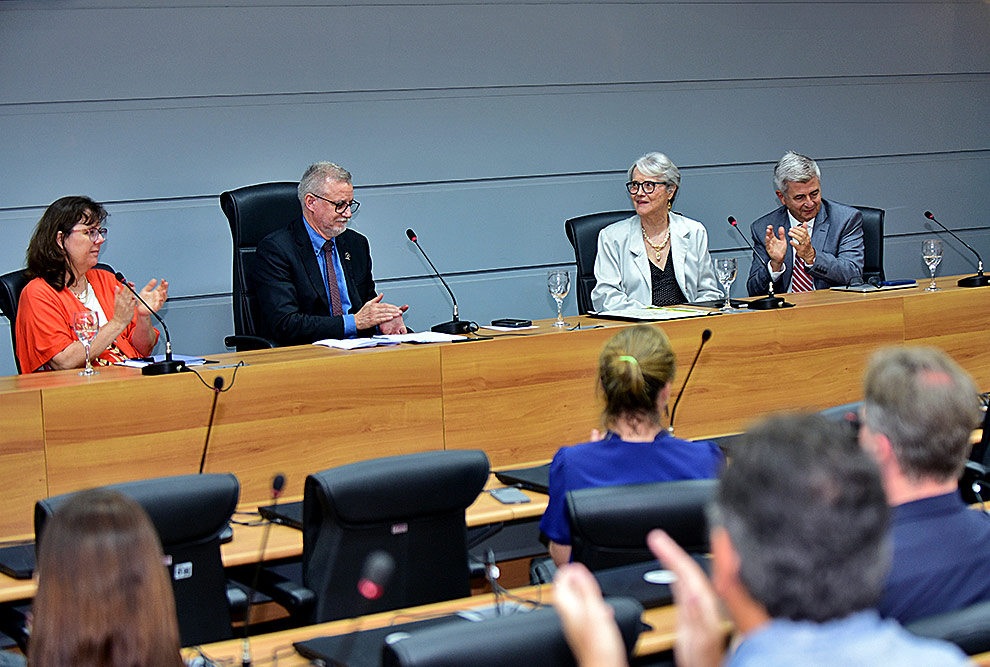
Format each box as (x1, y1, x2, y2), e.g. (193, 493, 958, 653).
(298, 161, 352, 208)
(862, 346, 980, 483)
(773, 151, 820, 194)
(628, 152, 680, 202)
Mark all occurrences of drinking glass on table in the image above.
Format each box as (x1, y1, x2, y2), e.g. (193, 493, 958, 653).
(922, 239, 942, 292)
(73, 310, 99, 376)
(547, 270, 570, 328)
(714, 257, 737, 312)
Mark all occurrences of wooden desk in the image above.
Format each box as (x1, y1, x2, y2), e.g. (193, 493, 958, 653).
(182, 584, 704, 665)
(0, 277, 985, 536)
(0, 476, 549, 604)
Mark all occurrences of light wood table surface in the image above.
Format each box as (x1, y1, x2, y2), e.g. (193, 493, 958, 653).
(0, 276, 985, 538)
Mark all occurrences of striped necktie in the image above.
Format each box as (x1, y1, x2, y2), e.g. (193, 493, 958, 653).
(322, 239, 343, 316)
(790, 256, 815, 292)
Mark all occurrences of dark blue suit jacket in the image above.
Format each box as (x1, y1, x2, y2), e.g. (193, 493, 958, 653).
(254, 216, 377, 345)
(746, 199, 864, 296)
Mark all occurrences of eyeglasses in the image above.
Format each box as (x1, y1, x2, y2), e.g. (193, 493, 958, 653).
(626, 181, 666, 195)
(309, 192, 360, 214)
(73, 227, 108, 242)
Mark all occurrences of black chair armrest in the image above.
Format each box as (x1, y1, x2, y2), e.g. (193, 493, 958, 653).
(224, 334, 277, 351)
(231, 564, 315, 619)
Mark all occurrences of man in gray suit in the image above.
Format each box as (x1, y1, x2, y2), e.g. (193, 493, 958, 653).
(746, 152, 864, 296)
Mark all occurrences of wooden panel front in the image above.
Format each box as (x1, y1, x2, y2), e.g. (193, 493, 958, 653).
(0, 390, 47, 536)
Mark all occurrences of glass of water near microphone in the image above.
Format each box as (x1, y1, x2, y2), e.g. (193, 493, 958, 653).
(922, 239, 942, 292)
(714, 258, 737, 312)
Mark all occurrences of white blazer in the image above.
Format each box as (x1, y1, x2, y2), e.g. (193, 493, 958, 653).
(591, 213, 723, 311)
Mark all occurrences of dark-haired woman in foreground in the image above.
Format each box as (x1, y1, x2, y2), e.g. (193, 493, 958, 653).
(28, 489, 184, 667)
(539, 325, 723, 565)
(15, 196, 166, 373)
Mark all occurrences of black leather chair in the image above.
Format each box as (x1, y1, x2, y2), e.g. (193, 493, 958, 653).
(300, 450, 490, 623)
(382, 596, 644, 666)
(907, 600, 990, 655)
(853, 205, 885, 283)
(0, 263, 114, 373)
(564, 211, 632, 314)
(36, 473, 240, 647)
(567, 478, 717, 571)
(219, 182, 300, 351)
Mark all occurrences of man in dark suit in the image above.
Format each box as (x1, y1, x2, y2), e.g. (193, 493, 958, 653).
(255, 162, 407, 345)
(746, 152, 864, 296)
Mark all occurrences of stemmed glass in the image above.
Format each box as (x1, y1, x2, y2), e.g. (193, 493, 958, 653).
(73, 310, 99, 376)
(547, 270, 570, 327)
(922, 239, 942, 292)
(714, 258, 738, 312)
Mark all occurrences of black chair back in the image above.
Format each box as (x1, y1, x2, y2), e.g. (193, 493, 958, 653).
(219, 182, 300, 348)
(567, 479, 716, 571)
(564, 211, 632, 314)
(35, 473, 240, 647)
(853, 205, 885, 282)
(907, 599, 990, 655)
(383, 596, 644, 667)
(302, 450, 490, 623)
(0, 263, 114, 373)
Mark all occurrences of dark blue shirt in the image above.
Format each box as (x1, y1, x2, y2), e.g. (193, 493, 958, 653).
(539, 431, 723, 546)
(880, 491, 990, 624)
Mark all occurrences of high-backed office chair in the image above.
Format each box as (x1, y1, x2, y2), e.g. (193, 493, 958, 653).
(301, 450, 490, 623)
(907, 600, 990, 655)
(219, 182, 300, 351)
(567, 478, 717, 571)
(382, 596, 644, 667)
(852, 205, 885, 283)
(36, 473, 240, 647)
(0, 263, 115, 373)
(564, 211, 632, 314)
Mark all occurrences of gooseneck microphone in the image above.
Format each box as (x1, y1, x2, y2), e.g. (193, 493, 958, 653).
(727, 217, 790, 310)
(405, 229, 476, 334)
(332, 550, 397, 666)
(198, 376, 224, 474)
(924, 211, 989, 287)
(242, 473, 287, 667)
(668, 329, 712, 434)
(114, 272, 185, 375)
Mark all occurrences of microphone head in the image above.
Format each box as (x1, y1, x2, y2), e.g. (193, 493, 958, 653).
(727, 216, 737, 226)
(924, 211, 934, 220)
(357, 550, 395, 600)
(405, 229, 417, 242)
(114, 271, 127, 283)
(272, 473, 286, 497)
(701, 328, 712, 343)
(212, 376, 224, 391)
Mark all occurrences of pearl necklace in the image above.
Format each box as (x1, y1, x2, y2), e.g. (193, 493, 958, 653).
(642, 226, 670, 260)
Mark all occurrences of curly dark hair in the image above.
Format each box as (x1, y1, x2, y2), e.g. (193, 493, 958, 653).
(25, 196, 108, 291)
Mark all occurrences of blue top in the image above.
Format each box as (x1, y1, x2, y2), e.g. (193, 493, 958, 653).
(880, 491, 990, 624)
(539, 431, 723, 546)
(303, 216, 356, 337)
(729, 610, 967, 666)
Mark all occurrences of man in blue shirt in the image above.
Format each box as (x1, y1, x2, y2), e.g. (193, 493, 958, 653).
(255, 162, 407, 345)
(859, 346, 990, 624)
(554, 414, 968, 667)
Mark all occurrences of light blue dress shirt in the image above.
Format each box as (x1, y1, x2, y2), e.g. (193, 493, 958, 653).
(303, 216, 356, 337)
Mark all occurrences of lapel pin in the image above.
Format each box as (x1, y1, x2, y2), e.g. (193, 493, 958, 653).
(344, 252, 351, 261)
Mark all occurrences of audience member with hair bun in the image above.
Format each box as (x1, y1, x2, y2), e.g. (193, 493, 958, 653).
(28, 489, 184, 667)
(540, 325, 723, 566)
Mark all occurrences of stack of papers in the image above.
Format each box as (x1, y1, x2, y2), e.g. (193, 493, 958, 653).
(591, 306, 713, 322)
(118, 354, 206, 368)
(314, 332, 466, 349)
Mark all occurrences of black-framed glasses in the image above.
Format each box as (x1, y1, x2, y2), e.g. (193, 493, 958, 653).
(625, 181, 666, 195)
(73, 227, 108, 242)
(309, 192, 360, 214)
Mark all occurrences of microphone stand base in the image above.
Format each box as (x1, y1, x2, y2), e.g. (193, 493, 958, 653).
(957, 274, 990, 288)
(745, 296, 793, 310)
(431, 320, 476, 335)
(142, 359, 186, 376)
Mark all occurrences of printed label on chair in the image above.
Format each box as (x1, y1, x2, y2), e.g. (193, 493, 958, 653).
(391, 523, 408, 535)
(173, 562, 193, 580)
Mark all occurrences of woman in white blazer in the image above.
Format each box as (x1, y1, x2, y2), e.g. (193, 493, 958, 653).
(591, 153, 723, 312)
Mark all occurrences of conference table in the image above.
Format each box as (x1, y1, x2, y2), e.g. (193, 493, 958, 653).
(0, 275, 986, 540)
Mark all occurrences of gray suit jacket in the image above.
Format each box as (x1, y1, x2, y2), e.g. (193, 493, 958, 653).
(746, 200, 864, 296)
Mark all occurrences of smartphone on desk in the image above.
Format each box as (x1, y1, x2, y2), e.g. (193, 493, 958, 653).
(489, 487, 531, 504)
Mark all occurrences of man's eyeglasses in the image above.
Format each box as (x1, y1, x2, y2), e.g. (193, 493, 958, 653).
(309, 193, 360, 214)
(625, 181, 666, 195)
(73, 227, 108, 242)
